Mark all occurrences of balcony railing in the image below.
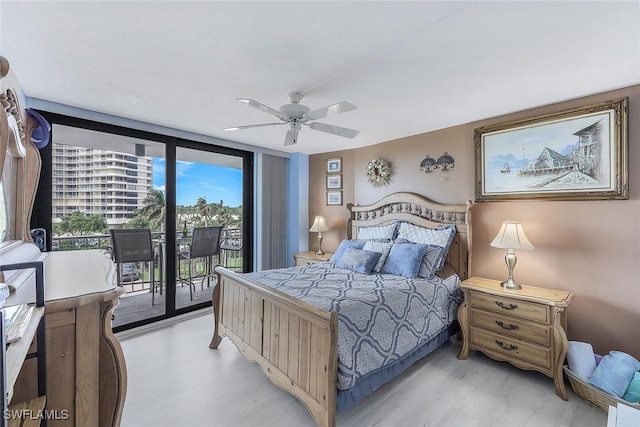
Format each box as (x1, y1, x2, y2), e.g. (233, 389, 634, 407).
(51, 229, 244, 295)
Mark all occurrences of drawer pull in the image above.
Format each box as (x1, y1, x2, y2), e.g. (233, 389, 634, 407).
(495, 301, 518, 310)
(495, 340, 518, 351)
(495, 321, 518, 331)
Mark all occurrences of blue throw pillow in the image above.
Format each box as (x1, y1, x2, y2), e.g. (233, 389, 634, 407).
(335, 248, 382, 274)
(588, 351, 640, 397)
(382, 243, 428, 278)
(331, 240, 365, 263)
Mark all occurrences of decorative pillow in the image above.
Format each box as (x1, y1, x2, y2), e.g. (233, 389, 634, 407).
(357, 223, 397, 242)
(567, 341, 597, 379)
(588, 351, 640, 397)
(623, 371, 640, 403)
(382, 243, 428, 278)
(331, 240, 366, 263)
(335, 248, 381, 274)
(396, 222, 456, 269)
(418, 245, 444, 279)
(362, 240, 393, 272)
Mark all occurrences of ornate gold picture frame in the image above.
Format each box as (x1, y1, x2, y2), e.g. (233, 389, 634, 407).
(475, 98, 628, 201)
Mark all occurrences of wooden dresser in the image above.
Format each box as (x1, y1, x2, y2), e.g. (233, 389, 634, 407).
(293, 251, 333, 266)
(11, 249, 127, 427)
(457, 276, 573, 399)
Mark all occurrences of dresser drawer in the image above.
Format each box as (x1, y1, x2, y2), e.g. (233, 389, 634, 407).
(470, 328, 551, 369)
(469, 291, 549, 323)
(470, 309, 551, 346)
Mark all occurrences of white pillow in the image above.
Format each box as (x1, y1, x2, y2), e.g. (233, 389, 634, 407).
(357, 223, 397, 241)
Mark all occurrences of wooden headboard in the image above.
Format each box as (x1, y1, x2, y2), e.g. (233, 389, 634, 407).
(346, 192, 472, 280)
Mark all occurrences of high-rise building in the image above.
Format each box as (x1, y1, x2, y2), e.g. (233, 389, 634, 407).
(52, 143, 152, 226)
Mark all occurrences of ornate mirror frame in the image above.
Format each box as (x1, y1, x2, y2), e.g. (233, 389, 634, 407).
(0, 56, 42, 282)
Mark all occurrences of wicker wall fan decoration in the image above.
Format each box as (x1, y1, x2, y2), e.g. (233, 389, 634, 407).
(366, 157, 392, 187)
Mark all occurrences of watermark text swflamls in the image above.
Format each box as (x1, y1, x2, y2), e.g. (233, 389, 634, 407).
(3, 409, 70, 421)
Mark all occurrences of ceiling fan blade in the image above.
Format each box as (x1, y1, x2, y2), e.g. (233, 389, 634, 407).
(223, 122, 284, 131)
(304, 101, 357, 121)
(284, 130, 299, 146)
(236, 98, 283, 118)
(307, 122, 360, 139)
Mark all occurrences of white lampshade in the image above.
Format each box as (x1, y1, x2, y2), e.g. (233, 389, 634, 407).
(490, 221, 534, 250)
(309, 216, 330, 233)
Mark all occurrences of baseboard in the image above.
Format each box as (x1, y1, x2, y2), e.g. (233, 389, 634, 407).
(116, 307, 210, 341)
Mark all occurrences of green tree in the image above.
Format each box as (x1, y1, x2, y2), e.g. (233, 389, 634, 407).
(57, 211, 108, 236)
(215, 206, 235, 228)
(138, 189, 166, 231)
(125, 215, 150, 229)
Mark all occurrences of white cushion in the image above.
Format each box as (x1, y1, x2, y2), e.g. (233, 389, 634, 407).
(357, 223, 397, 241)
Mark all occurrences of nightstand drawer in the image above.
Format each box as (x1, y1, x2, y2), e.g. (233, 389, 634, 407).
(470, 309, 551, 346)
(470, 291, 549, 323)
(293, 251, 334, 267)
(295, 259, 318, 266)
(471, 328, 551, 369)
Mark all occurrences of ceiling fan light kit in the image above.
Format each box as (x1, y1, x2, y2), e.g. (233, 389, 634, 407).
(224, 92, 359, 146)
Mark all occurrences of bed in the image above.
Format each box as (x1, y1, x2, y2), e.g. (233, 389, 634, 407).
(209, 192, 472, 426)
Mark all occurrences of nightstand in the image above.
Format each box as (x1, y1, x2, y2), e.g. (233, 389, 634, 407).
(293, 251, 333, 266)
(457, 276, 574, 400)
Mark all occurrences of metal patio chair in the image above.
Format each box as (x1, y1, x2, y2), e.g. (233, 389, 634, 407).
(177, 226, 222, 300)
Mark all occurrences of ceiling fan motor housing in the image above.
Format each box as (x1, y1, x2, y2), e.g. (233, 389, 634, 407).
(279, 103, 310, 120)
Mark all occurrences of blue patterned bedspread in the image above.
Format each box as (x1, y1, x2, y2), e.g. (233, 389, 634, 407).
(245, 262, 462, 390)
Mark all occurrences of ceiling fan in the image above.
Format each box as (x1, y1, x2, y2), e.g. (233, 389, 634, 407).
(223, 92, 359, 146)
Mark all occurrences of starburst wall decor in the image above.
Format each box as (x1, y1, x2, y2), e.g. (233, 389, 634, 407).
(366, 157, 392, 187)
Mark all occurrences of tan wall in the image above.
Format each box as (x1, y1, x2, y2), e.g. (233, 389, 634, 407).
(309, 84, 640, 358)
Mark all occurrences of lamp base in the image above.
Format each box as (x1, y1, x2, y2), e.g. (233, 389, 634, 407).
(315, 232, 324, 256)
(501, 278, 522, 290)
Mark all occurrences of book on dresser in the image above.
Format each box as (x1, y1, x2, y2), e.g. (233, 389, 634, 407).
(3, 303, 37, 344)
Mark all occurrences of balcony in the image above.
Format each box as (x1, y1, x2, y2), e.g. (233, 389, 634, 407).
(51, 228, 243, 327)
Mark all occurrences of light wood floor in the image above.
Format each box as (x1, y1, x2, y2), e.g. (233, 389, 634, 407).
(118, 310, 606, 427)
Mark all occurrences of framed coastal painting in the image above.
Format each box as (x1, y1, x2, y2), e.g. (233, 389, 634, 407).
(326, 190, 342, 206)
(475, 98, 628, 201)
(326, 174, 342, 189)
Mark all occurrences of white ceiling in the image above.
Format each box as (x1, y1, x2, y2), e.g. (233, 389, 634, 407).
(1, 1, 639, 155)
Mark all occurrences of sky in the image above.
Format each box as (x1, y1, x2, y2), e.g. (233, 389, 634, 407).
(152, 158, 243, 207)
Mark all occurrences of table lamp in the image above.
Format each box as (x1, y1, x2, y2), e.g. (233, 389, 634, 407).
(490, 221, 534, 290)
(309, 216, 330, 255)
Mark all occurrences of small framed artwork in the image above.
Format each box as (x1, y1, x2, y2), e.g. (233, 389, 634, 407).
(475, 98, 628, 201)
(327, 158, 342, 173)
(326, 174, 342, 189)
(326, 190, 342, 206)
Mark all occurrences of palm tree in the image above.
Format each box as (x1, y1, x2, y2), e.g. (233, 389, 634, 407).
(195, 197, 210, 226)
(138, 189, 166, 231)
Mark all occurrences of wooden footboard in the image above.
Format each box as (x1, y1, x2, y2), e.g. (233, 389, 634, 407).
(210, 266, 338, 427)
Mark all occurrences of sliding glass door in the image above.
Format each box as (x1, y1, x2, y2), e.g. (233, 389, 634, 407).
(36, 113, 253, 331)
(174, 146, 244, 310)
